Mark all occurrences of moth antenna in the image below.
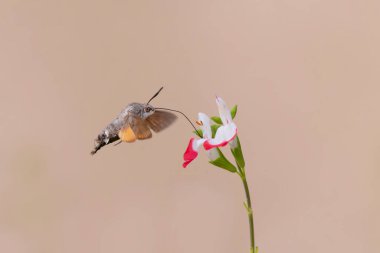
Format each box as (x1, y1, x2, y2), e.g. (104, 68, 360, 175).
(147, 86, 164, 104)
(155, 107, 202, 138)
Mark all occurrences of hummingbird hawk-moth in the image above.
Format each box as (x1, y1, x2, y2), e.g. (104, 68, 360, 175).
(91, 87, 178, 155)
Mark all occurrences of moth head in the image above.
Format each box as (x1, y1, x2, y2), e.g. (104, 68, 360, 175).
(142, 104, 155, 118)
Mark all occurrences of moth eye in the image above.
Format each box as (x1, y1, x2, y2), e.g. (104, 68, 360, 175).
(145, 107, 151, 113)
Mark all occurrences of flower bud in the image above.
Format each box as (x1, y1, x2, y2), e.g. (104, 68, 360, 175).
(230, 136, 245, 169)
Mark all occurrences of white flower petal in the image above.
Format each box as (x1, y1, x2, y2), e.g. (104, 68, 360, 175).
(203, 122, 237, 150)
(198, 112, 212, 139)
(216, 96, 232, 125)
(193, 138, 206, 151)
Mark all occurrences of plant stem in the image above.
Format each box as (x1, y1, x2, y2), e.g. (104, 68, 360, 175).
(241, 173, 255, 253)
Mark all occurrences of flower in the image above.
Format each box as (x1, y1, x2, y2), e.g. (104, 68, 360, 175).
(183, 113, 218, 168)
(180, 95, 255, 253)
(203, 97, 237, 150)
(182, 97, 238, 168)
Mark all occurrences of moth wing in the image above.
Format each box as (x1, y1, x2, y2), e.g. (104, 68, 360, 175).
(147, 110, 177, 133)
(118, 115, 153, 142)
(118, 126, 137, 142)
(129, 117, 152, 140)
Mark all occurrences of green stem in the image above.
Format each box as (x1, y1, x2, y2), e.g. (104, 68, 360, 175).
(241, 173, 255, 253)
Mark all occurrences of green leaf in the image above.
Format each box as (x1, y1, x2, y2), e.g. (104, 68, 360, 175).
(230, 136, 245, 169)
(193, 129, 203, 137)
(209, 148, 237, 173)
(211, 124, 221, 138)
(211, 116, 223, 125)
(231, 105, 238, 119)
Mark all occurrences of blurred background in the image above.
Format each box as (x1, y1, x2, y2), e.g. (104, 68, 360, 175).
(0, 0, 379, 252)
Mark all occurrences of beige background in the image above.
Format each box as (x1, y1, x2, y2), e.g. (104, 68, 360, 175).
(0, 0, 379, 252)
